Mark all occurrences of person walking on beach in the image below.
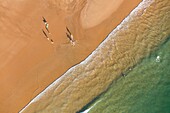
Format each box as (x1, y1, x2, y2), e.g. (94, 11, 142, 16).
(66, 27, 75, 46)
(121, 73, 126, 77)
(66, 27, 71, 35)
(50, 39, 54, 44)
(42, 29, 49, 40)
(42, 16, 50, 34)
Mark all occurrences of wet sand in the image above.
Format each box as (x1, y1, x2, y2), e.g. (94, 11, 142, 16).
(20, 0, 170, 112)
(0, 0, 142, 113)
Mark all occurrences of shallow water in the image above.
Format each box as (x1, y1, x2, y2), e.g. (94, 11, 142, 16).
(79, 35, 170, 113)
(20, 0, 170, 112)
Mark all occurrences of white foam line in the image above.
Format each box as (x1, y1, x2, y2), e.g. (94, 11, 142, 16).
(19, 65, 78, 112)
(81, 100, 102, 113)
(20, 0, 154, 112)
(80, 0, 154, 65)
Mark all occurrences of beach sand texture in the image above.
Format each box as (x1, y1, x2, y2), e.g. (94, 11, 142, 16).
(20, 0, 170, 113)
(0, 0, 142, 113)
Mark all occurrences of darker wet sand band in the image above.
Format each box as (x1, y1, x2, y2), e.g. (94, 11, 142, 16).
(20, 0, 170, 113)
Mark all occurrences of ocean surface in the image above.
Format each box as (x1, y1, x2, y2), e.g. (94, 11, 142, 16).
(79, 35, 170, 113)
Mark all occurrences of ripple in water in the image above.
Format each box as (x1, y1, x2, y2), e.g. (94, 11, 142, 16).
(79, 35, 170, 113)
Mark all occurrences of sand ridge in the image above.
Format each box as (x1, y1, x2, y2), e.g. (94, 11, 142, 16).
(80, 0, 124, 28)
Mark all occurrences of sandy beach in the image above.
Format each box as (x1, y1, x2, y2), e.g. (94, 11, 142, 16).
(0, 0, 142, 113)
(20, 0, 170, 112)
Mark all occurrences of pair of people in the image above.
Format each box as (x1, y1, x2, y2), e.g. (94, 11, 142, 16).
(42, 16, 54, 44)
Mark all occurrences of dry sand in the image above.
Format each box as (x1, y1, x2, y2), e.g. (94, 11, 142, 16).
(20, 0, 170, 113)
(0, 0, 142, 113)
(80, 0, 124, 28)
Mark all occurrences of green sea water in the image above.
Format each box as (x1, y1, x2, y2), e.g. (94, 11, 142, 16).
(79, 36, 170, 113)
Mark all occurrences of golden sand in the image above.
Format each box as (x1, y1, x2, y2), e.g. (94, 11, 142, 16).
(80, 0, 124, 28)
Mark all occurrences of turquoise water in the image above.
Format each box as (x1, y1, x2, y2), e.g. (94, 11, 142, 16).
(79, 36, 170, 113)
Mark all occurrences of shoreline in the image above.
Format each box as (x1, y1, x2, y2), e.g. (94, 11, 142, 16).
(20, 0, 170, 112)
